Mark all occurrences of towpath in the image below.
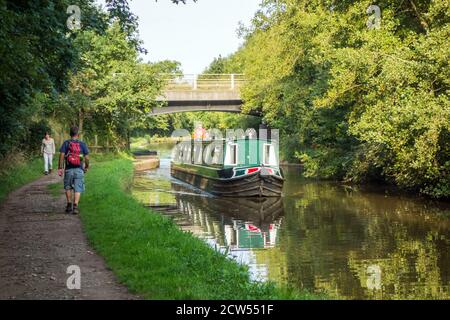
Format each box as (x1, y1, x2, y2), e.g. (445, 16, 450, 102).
(0, 173, 136, 300)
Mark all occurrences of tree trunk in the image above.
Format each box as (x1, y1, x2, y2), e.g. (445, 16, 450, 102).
(409, 0, 430, 33)
(125, 115, 131, 151)
(126, 128, 131, 151)
(78, 108, 84, 140)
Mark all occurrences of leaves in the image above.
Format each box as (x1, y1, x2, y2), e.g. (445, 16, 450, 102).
(63, 22, 171, 147)
(0, 0, 147, 156)
(232, 0, 450, 197)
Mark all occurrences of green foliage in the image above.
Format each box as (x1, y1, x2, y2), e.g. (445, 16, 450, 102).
(0, 0, 146, 158)
(104, 0, 144, 53)
(0, 156, 56, 204)
(166, 0, 198, 4)
(0, 0, 70, 156)
(26, 120, 52, 155)
(60, 22, 180, 149)
(202, 53, 244, 74)
(231, 0, 449, 198)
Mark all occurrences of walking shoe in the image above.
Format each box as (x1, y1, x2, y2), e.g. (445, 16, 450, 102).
(65, 203, 73, 213)
(44, 171, 49, 175)
(49, 169, 52, 174)
(72, 205, 80, 215)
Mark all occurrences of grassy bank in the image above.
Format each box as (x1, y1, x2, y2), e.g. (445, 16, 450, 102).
(0, 156, 54, 204)
(80, 155, 318, 299)
(130, 136, 180, 152)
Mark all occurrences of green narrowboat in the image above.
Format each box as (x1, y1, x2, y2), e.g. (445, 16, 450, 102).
(171, 138, 284, 197)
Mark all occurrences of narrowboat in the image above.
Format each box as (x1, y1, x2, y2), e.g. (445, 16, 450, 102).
(170, 138, 284, 197)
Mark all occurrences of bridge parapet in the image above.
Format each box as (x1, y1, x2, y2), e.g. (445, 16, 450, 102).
(152, 74, 247, 116)
(161, 74, 245, 91)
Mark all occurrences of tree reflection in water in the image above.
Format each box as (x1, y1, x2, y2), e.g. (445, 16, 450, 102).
(133, 153, 450, 299)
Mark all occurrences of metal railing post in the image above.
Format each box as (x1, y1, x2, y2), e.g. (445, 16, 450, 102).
(159, 73, 244, 91)
(193, 74, 198, 90)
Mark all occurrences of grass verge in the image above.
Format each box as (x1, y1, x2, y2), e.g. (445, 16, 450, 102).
(80, 154, 319, 299)
(0, 157, 55, 204)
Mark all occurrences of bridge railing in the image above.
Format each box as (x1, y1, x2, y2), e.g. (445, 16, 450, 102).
(160, 74, 245, 91)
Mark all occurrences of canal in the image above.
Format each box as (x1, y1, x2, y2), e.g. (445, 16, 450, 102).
(132, 143, 450, 300)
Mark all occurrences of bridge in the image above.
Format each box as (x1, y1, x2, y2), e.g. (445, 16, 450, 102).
(152, 74, 252, 115)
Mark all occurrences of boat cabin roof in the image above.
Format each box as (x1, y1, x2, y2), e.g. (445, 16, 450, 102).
(173, 138, 280, 168)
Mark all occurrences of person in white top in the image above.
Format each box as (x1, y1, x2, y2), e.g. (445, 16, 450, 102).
(41, 132, 56, 175)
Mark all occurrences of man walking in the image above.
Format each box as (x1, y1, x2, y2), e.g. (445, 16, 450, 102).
(58, 126, 90, 214)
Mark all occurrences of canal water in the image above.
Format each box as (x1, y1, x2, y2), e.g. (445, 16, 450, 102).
(132, 143, 450, 300)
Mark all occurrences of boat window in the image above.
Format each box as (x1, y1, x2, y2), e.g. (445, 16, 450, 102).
(263, 144, 274, 165)
(212, 146, 222, 165)
(229, 144, 238, 165)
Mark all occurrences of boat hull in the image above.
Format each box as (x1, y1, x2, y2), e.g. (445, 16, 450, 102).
(171, 183, 284, 221)
(171, 163, 284, 197)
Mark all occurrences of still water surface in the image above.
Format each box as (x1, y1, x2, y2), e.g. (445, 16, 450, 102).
(132, 143, 450, 299)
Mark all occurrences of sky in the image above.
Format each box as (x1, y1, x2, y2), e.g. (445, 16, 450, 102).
(97, 0, 262, 74)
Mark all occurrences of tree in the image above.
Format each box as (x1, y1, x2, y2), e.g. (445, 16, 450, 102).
(232, 0, 449, 197)
(0, 0, 145, 158)
(62, 22, 175, 150)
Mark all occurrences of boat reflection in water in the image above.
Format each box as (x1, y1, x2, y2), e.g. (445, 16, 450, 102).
(152, 183, 284, 281)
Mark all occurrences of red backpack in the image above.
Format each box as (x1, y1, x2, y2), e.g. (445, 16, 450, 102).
(66, 140, 81, 167)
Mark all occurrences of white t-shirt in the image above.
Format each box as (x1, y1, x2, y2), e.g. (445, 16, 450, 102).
(41, 138, 55, 154)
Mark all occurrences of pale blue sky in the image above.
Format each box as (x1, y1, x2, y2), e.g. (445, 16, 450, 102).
(97, 0, 261, 74)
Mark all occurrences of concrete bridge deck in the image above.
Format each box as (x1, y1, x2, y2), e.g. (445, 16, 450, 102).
(151, 74, 249, 115)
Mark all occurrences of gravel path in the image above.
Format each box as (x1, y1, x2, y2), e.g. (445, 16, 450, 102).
(0, 172, 136, 300)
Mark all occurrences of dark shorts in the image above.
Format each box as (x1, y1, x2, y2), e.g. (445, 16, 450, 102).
(64, 168, 85, 193)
